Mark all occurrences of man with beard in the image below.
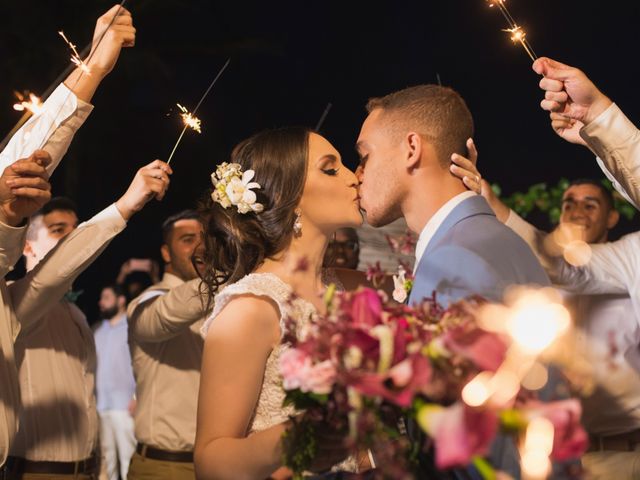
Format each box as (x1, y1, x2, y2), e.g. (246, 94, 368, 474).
(94, 284, 136, 480)
(126, 210, 209, 480)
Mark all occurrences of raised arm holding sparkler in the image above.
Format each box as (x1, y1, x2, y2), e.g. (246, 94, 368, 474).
(63, 3, 135, 103)
(0, 4, 136, 177)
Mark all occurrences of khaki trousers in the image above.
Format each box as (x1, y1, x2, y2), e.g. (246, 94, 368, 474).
(20, 475, 95, 480)
(126, 453, 194, 480)
(582, 450, 640, 479)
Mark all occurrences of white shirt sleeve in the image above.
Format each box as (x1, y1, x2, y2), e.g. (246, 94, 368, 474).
(580, 103, 640, 210)
(505, 209, 632, 296)
(0, 83, 93, 176)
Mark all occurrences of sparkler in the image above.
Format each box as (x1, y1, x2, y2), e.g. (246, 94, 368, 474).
(166, 58, 231, 165)
(315, 102, 333, 132)
(13, 91, 43, 115)
(176, 104, 202, 134)
(486, 0, 537, 61)
(58, 31, 91, 75)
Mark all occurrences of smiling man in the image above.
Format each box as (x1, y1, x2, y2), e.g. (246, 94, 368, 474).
(126, 210, 210, 480)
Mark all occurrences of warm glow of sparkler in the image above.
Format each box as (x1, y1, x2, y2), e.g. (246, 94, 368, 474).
(519, 361, 549, 391)
(462, 368, 520, 408)
(58, 31, 91, 75)
(462, 372, 493, 407)
(521, 418, 554, 479)
(13, 92, 43, 115)
(506, 290, 571, 354)
(504, 25, 526, 43)
(486, 0, 538, 61)
(177, 104, 202, 134)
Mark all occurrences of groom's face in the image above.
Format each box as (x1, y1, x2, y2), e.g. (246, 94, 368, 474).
(356, 109, 404, 227)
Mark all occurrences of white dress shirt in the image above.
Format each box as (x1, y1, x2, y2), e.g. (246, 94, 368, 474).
(10, 204, 127, 462)
(0, 223, 28, 466)
(0, 84, 92, 465)
(0, 83, 93, 177)
(413, 191, 476, 270)
(580, 103, 640, 210)
(506, 211, 640, 436)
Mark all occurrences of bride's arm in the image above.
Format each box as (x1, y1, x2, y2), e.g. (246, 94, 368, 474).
(194, 295, 285, 480)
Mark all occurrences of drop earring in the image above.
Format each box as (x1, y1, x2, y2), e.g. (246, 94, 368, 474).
(293, 208, 303, 237)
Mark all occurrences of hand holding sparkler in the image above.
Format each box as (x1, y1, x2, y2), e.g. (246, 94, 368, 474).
(533, 57, 612, 126)
(63, 3, 135, 102)
(116, 160, 173, 221)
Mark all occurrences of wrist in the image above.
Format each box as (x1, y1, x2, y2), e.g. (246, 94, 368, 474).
(583, 95, 613, 126)
(115, 197, 136, 221)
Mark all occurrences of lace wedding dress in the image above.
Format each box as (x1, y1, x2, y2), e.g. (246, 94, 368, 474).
(200, 272, 358, 474)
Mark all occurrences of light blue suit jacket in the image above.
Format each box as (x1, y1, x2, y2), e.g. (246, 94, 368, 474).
(409, 195, 550, 306)
(408, 195, 550, 479)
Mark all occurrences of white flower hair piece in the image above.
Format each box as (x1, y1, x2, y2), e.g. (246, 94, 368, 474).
(210, 162, 264, 214)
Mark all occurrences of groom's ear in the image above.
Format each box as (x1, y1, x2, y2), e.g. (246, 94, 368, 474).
(405, 131, 422, 171)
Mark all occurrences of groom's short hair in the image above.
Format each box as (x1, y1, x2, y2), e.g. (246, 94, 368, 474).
(366, 85, 474, 168)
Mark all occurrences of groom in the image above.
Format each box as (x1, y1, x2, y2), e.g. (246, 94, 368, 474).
(356, 85, 550, 477)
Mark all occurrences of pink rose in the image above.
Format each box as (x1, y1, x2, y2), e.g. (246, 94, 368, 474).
(279, 348, 312, 391)
(303, 360, 337, 395)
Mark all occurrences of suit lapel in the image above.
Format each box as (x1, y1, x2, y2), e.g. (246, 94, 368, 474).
(409, 196, 495, 305)
(422, 195, 496, 258)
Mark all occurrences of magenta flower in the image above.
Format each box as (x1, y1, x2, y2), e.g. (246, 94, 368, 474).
(350, 354, 432, 408)
(347, 288, 383, 329)
(443, 325, 507, 372)
(418, 402, 498, 469)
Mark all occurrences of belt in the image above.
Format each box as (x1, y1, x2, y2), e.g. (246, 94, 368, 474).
(136, 443, 194, 463)
(2, 453, 98, 476)
(588, 429, 640, 452)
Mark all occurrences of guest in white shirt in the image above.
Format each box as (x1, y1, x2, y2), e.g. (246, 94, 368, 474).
(0, 152, 53, 467)
(0, 4, 136, 466)
(126, 210, 207, 480)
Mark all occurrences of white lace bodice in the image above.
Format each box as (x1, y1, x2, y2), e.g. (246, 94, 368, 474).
(201, 271, 358, 473)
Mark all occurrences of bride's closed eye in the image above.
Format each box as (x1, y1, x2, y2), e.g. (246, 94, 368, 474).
(322, 168, 339, 176)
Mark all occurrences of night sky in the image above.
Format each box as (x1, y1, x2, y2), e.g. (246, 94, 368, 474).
(1, 0, 639, 321)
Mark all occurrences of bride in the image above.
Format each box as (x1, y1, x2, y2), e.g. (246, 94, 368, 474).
(194, 127, 372, 479)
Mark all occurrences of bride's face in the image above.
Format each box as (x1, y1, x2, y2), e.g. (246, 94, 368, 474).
(298, 133, 362, 235)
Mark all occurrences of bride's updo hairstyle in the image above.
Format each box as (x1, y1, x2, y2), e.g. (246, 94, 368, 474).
(200, 127, 311, 300)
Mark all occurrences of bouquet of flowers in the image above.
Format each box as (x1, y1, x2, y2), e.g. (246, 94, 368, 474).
(279, 285, 588, 479)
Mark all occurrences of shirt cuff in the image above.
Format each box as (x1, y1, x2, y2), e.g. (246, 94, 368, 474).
(80, 203, 128, 232)
(580, 103, 637, 155)
(0, 219, 28, 275)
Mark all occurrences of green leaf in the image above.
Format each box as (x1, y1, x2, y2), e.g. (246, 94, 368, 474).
(472, 456, 497, 480)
